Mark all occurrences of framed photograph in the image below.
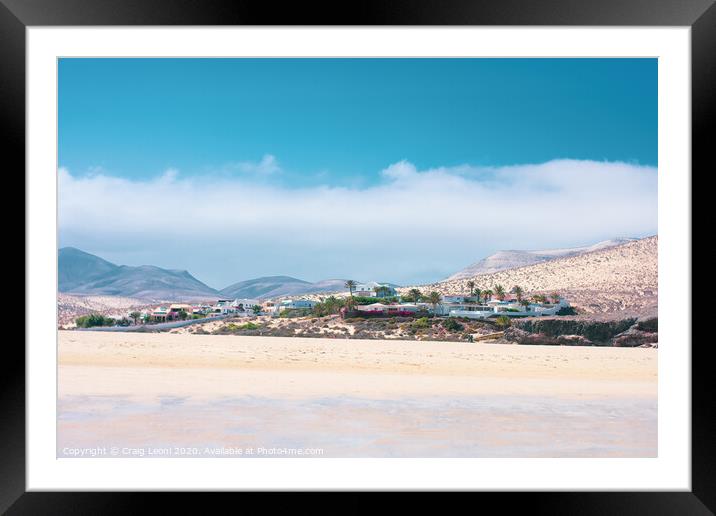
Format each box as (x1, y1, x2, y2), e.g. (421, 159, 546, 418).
(5, 0, 710, 510)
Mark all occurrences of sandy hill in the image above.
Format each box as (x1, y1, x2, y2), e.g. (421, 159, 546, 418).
(447, 238, 636, 280)
(57, 293, 154, 327)
(407, 236, 657, 316)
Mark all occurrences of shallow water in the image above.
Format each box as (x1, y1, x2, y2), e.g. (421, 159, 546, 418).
(57, 394, 656, 458)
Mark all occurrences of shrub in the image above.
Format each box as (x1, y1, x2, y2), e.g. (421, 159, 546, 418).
(412, 317, 431, 329)
(279, 308, 312, 318)
(353, 296, 399, 305)
(75, 313, 115, 328)
(556, 306, 577, 316)
(494, 315, 512, 329)
(442, 318, 464, 332)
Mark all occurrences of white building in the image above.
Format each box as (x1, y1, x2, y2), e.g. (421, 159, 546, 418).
(353, 282, 398, 298)
(230, 299, 261, 312)
(446, 298, 570, 319)
(272, 299, 318, 315)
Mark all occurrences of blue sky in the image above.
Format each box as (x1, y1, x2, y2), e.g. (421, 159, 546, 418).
(58, 58, 657, 287)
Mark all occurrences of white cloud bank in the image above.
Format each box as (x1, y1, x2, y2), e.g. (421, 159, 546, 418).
(58, 159, 657, 285)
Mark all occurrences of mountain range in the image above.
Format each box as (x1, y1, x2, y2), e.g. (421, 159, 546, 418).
(58, 247, 353, 301)
(59, 236, 642, 302)
(59, 247, 220, 301)
(219, 277, 348, 300)
(446, 238, 637, 280)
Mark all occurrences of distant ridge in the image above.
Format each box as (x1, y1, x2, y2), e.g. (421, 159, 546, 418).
(58, 248, 356, 301)
(220, 277, 350, 300)
(447, 238, 637, 280)
(58, 247, 219, 301)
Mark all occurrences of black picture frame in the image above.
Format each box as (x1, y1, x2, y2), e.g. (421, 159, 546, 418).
(3, 0, 709, 511)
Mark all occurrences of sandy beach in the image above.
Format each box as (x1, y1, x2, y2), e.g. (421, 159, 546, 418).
(58, 331, 657, 457)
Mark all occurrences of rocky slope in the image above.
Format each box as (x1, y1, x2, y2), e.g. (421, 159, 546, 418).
(503, 316, 658, 347)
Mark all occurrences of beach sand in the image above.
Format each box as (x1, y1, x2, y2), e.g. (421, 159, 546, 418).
(58, 331, 657, 457)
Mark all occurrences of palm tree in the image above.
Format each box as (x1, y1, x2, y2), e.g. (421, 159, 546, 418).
(474, 288, 482, 304)
(513, 286, 524, 302)
(427, 291, 442, 313)
(483, 289, 493, 302)
(374, 285, 391, 298)
(344, 295, 356, 311)
(467, 280, 475, 296)
(345, 280, 357, 298)
(408, 288, 423, 303)
(519, 299, 530, 312)
(550, 292, 561, 304)
(252, 305, 262, 315)
(494, 284, 506, 301)
(532, 294, 546, 304)
(129, 311, 141, 325)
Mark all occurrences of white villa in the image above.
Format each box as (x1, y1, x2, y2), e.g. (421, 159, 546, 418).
(353, 303, 423, 316)
(211, 298, 262, 314)
(353, 282, 398, 298)
(272, 298, 318, 315)
(444, 297, 570, 319)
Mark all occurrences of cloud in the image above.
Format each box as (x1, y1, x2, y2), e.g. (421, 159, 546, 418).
(58, 159, 657, 285)
(231, 154, 281, 175)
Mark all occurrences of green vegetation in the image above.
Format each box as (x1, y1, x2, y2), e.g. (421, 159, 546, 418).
(252, 305, 262, 315)
(75, 313, 115, 328)
(427, 291, 442, 310)
(442, 318, 464, 332)
(494, 284, 506, 301)
(129, 311, 141, 325)
(345, 279, 357, 297)
(473, 288, 482, 303)
(512, 285, 524, 301)
(494, 315, 512, 329)
(279, 308, 313, 318)
(220, 321, 262, 333)
(556, 306, 577, 316)
(311, 296, 345, 317)
(374, 285, 392, 297)
(354, 295, 399, 305)
(401, 288, 423, 303)
(412, 317, 431, 329)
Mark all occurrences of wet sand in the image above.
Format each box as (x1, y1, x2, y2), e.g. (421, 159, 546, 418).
(58, 331, 657, 457)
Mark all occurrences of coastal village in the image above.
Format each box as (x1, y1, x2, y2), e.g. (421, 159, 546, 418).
(60, 238, 658, 347)
(71, 280, 571, 329)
